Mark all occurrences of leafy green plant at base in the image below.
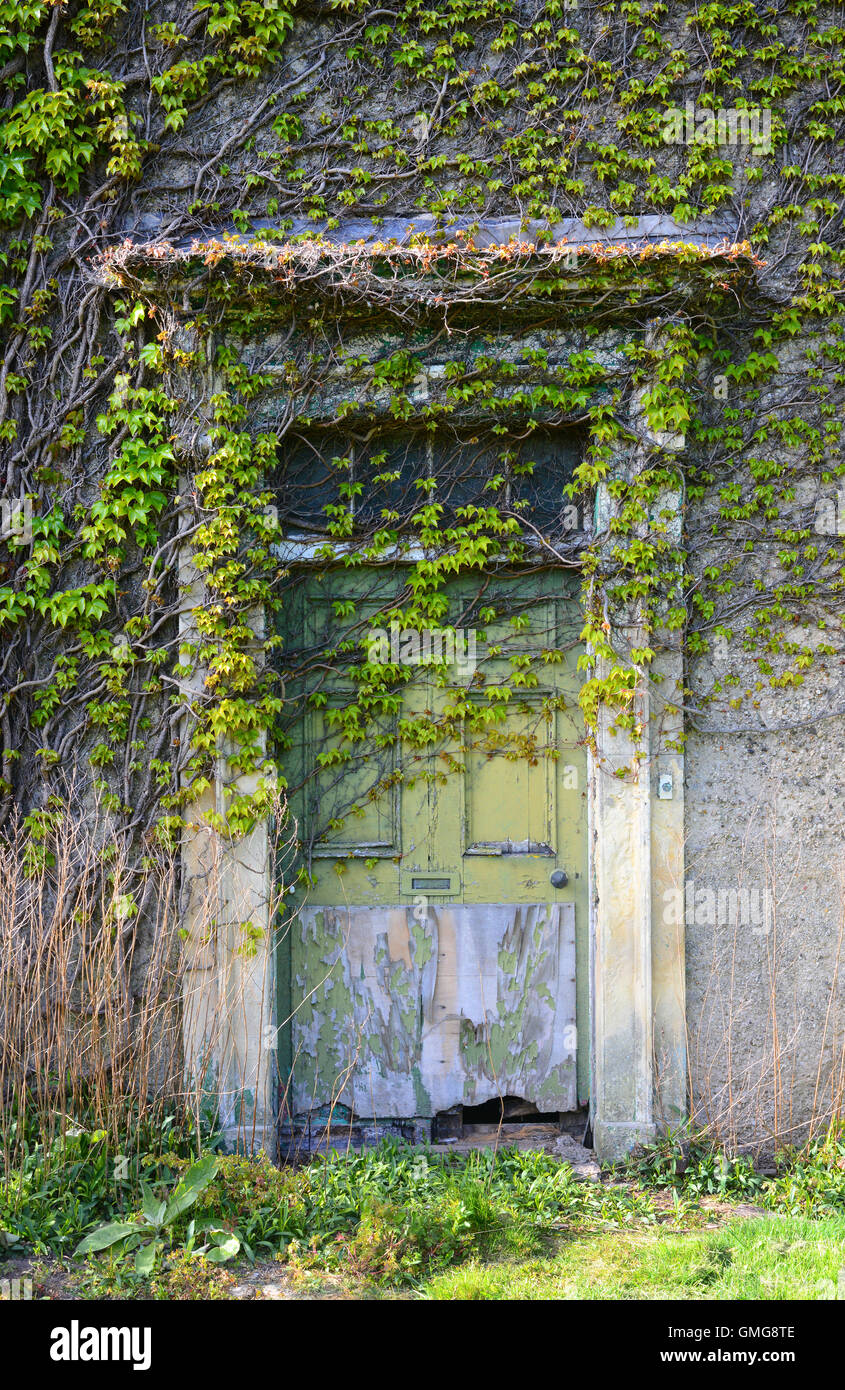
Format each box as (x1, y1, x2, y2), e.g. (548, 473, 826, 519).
(0, 1100, 218, 1256)
(56, 1249, 238, 1302)
(764, 1126, 845, 1217)
(624, 1125, 765, 1199)
(74, 1154, 239, 1276)
(625, 1121, 845, 1216)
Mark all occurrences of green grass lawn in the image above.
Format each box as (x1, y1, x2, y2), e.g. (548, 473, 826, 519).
(423, 1216, 845, 1300)
(5, 1120, 845, 1300)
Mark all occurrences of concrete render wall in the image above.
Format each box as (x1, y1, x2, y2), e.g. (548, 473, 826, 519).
(684, 693, 845, 1151)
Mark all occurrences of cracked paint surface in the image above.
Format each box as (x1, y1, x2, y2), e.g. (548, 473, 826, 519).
(289, 902, 576, 1117)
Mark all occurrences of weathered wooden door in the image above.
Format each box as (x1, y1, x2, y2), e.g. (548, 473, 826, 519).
(277, 567, 587, 1124)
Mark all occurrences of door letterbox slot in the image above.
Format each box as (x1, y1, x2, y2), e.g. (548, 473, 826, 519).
(400, 871, 459, 896)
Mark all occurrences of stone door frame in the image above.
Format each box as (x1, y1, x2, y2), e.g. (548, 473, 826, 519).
(178, 401, 687, 1163)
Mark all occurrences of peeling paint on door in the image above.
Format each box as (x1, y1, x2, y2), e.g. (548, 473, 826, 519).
(289, 902, 576, 1117)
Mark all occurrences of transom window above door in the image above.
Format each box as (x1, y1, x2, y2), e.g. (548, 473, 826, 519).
(275, 426, 585, 538)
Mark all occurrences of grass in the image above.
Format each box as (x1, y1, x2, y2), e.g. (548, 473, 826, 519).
(3, 1121, 845, 1299)
(12, 1214, 845, 1301)
(424, 1216, 845, 1300)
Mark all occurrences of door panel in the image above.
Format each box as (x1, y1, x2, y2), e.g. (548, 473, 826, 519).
(306, 703, 400, 857)
(290, 902, 576, 1116)
(278, 568, 586, 1120)
(463, 703, 554, 856)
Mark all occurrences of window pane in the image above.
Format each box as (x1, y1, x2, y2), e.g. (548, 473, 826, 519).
(275, 426, 583, 534)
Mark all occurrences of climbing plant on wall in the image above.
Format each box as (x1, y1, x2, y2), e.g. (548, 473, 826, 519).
(2, 0, 845, 895)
